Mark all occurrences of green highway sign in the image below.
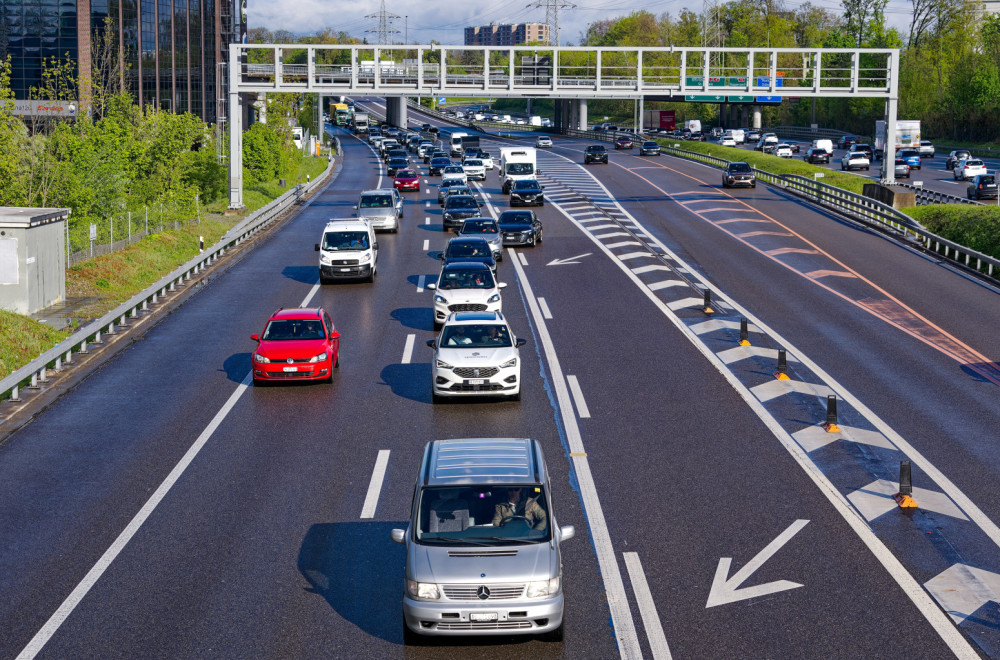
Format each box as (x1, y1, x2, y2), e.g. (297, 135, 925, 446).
(727, 95, 755, 102)
(685, 95, 726, 102)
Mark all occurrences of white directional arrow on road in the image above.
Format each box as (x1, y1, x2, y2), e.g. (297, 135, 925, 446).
(547, 253, 592, 266)
(706, 519, 809, 608)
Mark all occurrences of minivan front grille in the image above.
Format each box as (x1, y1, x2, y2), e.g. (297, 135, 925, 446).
(436, 621, 532, 630)
(331, 259, 360, 266)
(442, 584, 525, 600)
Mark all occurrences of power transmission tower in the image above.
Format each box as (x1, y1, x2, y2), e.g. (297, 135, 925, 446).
(366, 0, 400, 46)
(527, 0, 576, 46)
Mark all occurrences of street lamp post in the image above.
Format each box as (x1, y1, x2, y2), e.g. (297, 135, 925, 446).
(405, 16, 408, 45)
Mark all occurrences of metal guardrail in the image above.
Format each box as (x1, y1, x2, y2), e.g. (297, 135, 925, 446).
(891, 181, 981, 206)
(0, 154, 337, 414)
(657, 143, 999, 282)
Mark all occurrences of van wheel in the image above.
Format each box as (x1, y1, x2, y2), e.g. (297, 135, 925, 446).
(403, 622, 424, 646)
(543, 622, 564, 642)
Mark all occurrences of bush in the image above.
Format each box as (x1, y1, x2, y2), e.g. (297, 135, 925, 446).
(906, 205, 1000, 259)
(243, 122, 282, 182)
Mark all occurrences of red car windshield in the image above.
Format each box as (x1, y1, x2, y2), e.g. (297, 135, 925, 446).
(262, 319, 325, 341)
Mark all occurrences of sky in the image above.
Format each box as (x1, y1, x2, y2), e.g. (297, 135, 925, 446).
(248, 0, 918, 46)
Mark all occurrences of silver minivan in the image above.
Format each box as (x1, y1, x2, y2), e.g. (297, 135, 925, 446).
(354, 188, 403, 233)
(393, 438, 574, 642)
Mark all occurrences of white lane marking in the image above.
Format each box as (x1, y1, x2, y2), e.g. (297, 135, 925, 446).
(422, 239, 429, 251)
(537, 297, 553, 319)
(546, 198, 979, 659)
(416, 274, 426, 293)
(566, 375, 591, 419)
(401, 334, 416, 364)
(425, 200, 430, 207)
(706, 519, 809, 608)
(518, 251, 528, 266)
(509, 249, 642, 659)
(301, 283, 321, 307)
(425, 217, 430, 225)
(360, 450, 391, 519)
(624, 552, 673, 660)
(16, 372, 254, 660)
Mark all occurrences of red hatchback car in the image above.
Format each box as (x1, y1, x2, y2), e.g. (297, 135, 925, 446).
(393, 169, 420, 192)
(615, 136, 633, 149)
(251, 307, 340, 384)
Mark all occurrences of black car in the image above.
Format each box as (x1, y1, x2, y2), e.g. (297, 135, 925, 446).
(438, 237, 497, 272)
(429, 157, 452, 176)
(497, 209, 543, 247)
(386, 157, 409, 176)
(967, 174, 998, 200)
(722, 162, 756, 188)
(850, 143, 874, 161)
(425, 149, 449, 164)
(509, 179, 545, 207)
(805, 148, 830, 164)
(584, 145, 608, 164)
(639, 141, 660, 156)
(837, 135, 860, 150)
(946, 150, 972, 170)
(438, 179, 471, 205)
(442, 194, 483, 229)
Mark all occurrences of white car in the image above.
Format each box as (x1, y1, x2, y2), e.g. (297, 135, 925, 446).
(841, 152, 870, 171)
(441, 164, 468, 185)
(475, 151, 494, 170)
(720, 135, 736, 147)
(427, 311, 525, 402)
(775, 143, 793, 158)
(462, 158, 487, 181)
(954, 159, 986, 181)
(426, 262, 506, 329)
(535, 135, 553, 148)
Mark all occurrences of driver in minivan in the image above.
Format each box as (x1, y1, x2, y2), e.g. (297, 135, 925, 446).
(493, 487, 546, 530)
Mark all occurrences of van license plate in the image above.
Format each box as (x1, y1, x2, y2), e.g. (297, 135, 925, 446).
(470, 612, 498, 622)
(282, 366, 298, 372)
(465, 379, 487, 385)
(340, 268, 352, 272)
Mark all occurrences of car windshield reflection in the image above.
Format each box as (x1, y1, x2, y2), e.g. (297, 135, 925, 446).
(416, 485, 549, 545)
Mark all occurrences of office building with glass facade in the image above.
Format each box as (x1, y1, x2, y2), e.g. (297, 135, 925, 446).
(0, 0, 240, 124)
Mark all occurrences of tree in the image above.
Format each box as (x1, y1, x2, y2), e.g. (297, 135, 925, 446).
(840, 0, 888, 46)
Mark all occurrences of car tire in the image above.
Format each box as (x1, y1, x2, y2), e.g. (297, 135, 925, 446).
(511, 389, 521, 402)
(319, 272, 330, 285)
(537, 231, 543, 244)
(431, 392, 444, 405)
(497, 252, 504, 262)
(403, 621, 424, 645)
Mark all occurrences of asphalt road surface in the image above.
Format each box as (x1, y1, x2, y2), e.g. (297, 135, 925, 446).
(1, 105, 998, 659)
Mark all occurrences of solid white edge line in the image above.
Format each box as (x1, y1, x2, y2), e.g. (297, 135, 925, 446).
(401, 334, 415, 365)
(509, 247, 642, 659)
(546, 197, 978, 658)
(537, 296, 553, 320)
(17, 372, 254, 660)
(360, 450, 391, 519)
(566, 375, 591, 419)
(624, 552, 673, 660)
(416, 274, 426, 293)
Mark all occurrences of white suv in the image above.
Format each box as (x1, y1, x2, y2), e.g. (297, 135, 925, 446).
(426, 311, 525, 401)
(461, 158, 487, 181)
(426, 262, 507, 329)
(954, 159, 986, 181)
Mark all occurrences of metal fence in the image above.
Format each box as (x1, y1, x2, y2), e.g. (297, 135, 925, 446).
(0, 152, 338, 414)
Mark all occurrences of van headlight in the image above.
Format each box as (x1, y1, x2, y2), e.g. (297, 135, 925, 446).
(487, 294, 501, 303)
(359, 253, 371, 264)
(526, 577, 560, 598)
(320, 253, 332, 264)
(407, 580, 440, 600)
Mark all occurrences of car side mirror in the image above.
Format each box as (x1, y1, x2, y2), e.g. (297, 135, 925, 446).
(515, 338, 527, 347)
(436, 252, 444, 260)
(559, 525, 575, 541)
(374, 241, 379, 250)
(426, 282, 436, 290)
(426, 339, 436, 348)
(314, 244, 320, 251)
(353, 205, 358, 210)
(498, 282, 508, 289)
(329, 331, 341, 339)
(541, 186, 545, 190)
(391, 529, 406, 544)
(250, 334, 260, 342)
(477, 200, 484, 206)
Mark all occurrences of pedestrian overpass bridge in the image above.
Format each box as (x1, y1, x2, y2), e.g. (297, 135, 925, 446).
(227, 44, 901, 207)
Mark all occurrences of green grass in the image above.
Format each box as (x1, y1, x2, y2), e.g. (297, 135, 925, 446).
(0, 311, 68, 377)
(2, 157, 331, 380)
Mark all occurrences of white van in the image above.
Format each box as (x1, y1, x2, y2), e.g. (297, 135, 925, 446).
(812, 139, 834, 155)
(498, 147, 538, 193)
(315, 219, 378, 283)
(450, 132, 469, 156)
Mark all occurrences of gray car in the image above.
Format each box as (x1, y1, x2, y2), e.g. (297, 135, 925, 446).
(354, 188, 403, 233)
(455, 217, 503, 261)
(393, 438, 574, 642)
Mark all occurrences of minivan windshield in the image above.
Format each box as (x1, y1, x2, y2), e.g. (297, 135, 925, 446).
(505, 163, 534, 175)
(360, 195, 393, 209)
(415, 485, 550, 544)
(322, 231, 370, 250)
